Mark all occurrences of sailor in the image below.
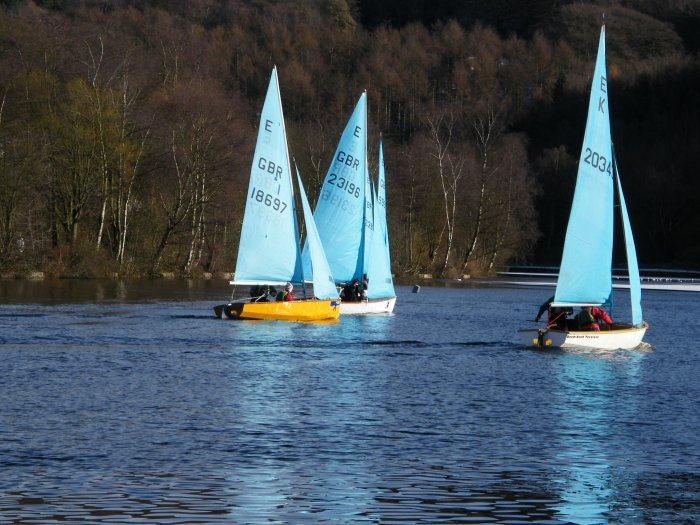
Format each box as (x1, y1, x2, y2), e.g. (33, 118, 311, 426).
(361, 273, 369, 299)
(576, 306, 613, 330)
(342, 279, 362, 302)
(276, 282, 295, 302)
(250, 284, 274, 302)
(535, 296, 571, 330)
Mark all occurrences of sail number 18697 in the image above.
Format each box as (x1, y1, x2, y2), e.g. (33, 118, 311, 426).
(583, 147, 612, 176)
(250, 187, 287, 213)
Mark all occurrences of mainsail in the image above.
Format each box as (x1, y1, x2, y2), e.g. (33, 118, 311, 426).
(307, 92, 368, 283)
(296, 167, 339, 300)
(234, 67, 301, 284)
(554, 26, 614, 307)
(365, 139, 395, 300)
(615, 157, 643, 326)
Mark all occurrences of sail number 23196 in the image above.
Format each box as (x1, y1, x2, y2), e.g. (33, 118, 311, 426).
(250, 187, 287, 213)
(583, 147, 612, 176)
(328, 173, 361, 198)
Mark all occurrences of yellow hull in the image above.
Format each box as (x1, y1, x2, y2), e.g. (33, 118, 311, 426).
(215, 299, 340, 322)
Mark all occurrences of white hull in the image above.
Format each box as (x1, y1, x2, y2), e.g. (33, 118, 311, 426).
(339, 297, 396, 315)
(518, 322, 648, 350)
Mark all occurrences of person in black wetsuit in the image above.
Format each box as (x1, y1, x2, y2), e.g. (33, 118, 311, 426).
(342, 279, 362, 302)
(535, 295, 572, 330)
(249, 285, 275, 302)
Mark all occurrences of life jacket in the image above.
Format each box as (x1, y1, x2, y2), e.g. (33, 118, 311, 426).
(576, 308, 595, 326)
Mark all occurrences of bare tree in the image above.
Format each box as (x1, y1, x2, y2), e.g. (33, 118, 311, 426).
(462, 102, 504, 273)
(426, 110, 464, 277)
(182, 118, 214, 274)
(149, 127, 196, 275)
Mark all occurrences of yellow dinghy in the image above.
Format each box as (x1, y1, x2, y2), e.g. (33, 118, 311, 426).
(213, 67, 340, 323)
(216, 299, 339, 322)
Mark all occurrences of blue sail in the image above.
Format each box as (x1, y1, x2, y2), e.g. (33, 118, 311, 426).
(554, 26, 614, 307)
(366, 139, 395, 300)
(296, 167, 339, 300)
(234, 67, 300, 284)
(308, 92, 368, 283)
(615, 159, 643, 326)
(360, 150, 374, 280)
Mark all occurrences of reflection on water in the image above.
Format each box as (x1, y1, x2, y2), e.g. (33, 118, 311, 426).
(553, 352, 615, 524)
(0, 282, 698, 523)
(0, 278, 232, 304)
(553, 349, 663, 524)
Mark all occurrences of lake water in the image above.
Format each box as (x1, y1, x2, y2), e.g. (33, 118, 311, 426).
(0, 281, 698, 524)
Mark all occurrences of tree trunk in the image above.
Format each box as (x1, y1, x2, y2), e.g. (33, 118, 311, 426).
(96, 195, 107, 250)
(150, 221, 176, 275)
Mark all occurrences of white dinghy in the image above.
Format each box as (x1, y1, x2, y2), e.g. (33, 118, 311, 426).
(519, 25, 648, 350)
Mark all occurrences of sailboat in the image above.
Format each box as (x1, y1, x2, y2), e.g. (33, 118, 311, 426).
(519, 25, 648, 349)
(307, 93, 396, 314)
(213, 67, 340, 322)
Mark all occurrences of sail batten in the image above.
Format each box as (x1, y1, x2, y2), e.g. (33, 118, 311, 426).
(554, 26, 614, 306)
(234, 67, 299, 283)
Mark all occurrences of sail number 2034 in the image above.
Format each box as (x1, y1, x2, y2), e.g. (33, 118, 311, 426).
(250, 187, 287, 213)
(583, 147, 612, 176)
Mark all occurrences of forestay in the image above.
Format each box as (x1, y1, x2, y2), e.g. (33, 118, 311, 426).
(296, 168, 339, 300)
(554, 26, 614, 307)
(365, 140, 395, 300)
(234, 67, 300, 284)
(615, 158, 643, 326)
(307, 92, 368, 283)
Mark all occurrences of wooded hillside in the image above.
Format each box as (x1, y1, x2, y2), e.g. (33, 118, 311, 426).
(0, 0, 697, 277)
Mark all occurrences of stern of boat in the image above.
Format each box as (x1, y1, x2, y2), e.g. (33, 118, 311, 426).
(339, 296, 396, 315)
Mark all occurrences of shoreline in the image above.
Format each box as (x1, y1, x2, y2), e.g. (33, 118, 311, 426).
(2, 272, 699, 287)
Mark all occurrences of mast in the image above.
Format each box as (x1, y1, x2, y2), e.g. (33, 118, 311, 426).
(360, 89, 367, 280)
(360, 89, 371, 281)
(292, 159, 307, 299)
(274, 66, 306, 297)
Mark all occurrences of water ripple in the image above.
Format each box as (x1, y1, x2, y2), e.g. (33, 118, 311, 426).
(0, 284, 697, 523)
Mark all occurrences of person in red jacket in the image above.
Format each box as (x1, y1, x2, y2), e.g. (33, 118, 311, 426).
(576, 306, 613, 330)
(276, 282, 295, 302)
